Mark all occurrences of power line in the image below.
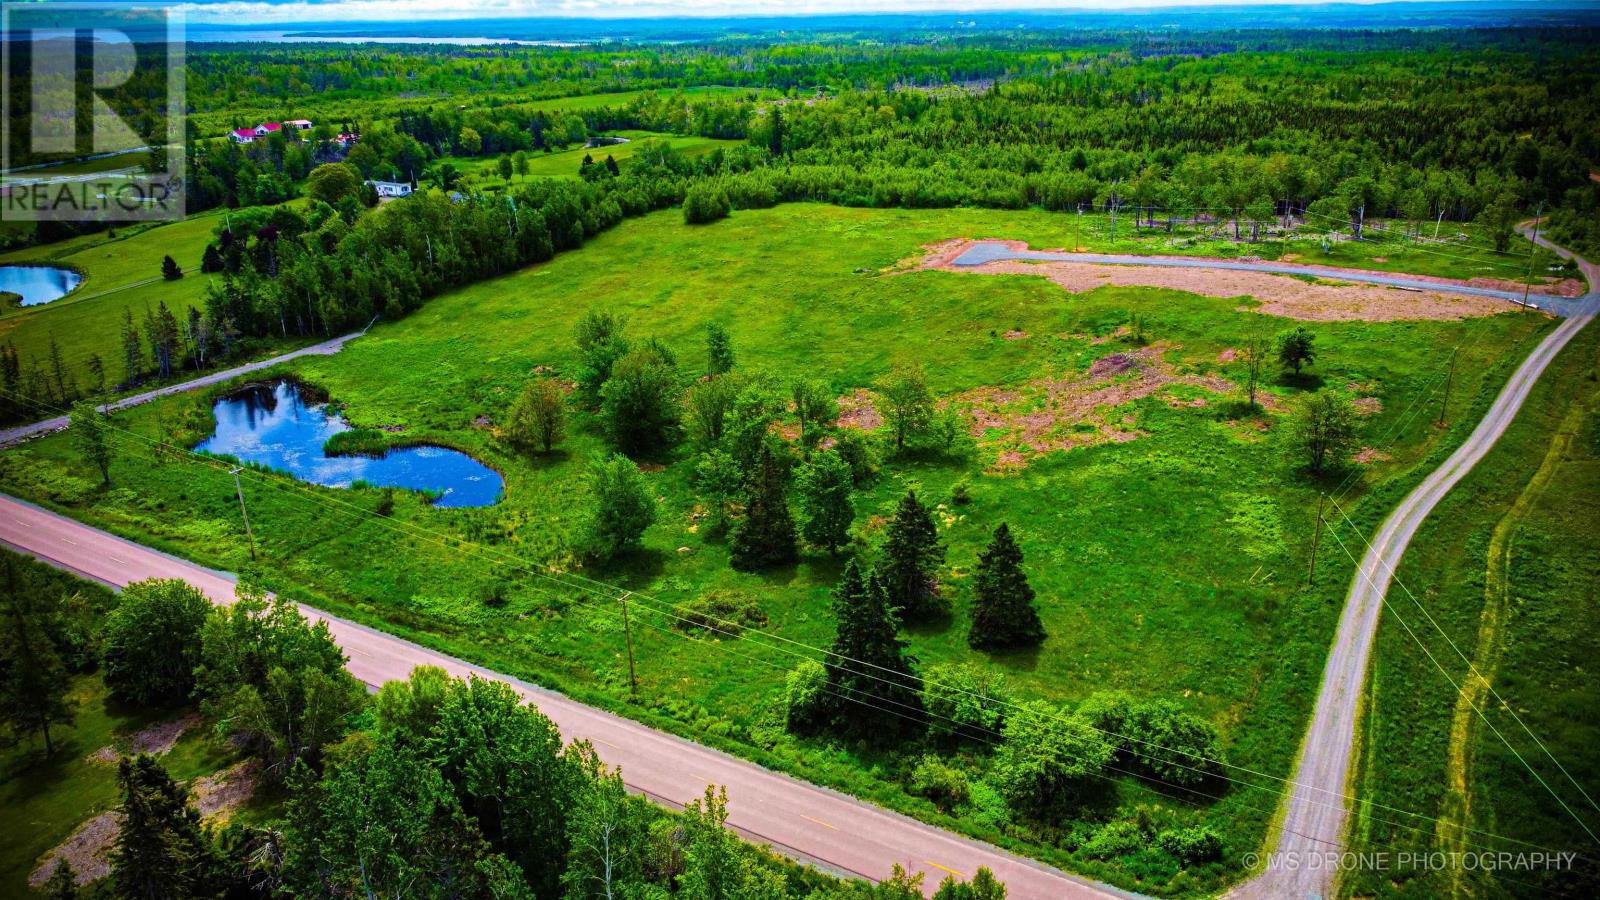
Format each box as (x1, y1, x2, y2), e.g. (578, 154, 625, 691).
(0, 386, 1576, 859)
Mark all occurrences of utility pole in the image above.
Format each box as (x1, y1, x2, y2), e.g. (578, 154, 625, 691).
(1438, 348, 1457, 426)
(230, 466, 257, 561)
(1521, 204, 1543, 309)
(1356, 205, 1365, 241)
(1075, 205, 1082, 252)
(1433, 209, 1445, 241)
(1307, 493, 1326, 587)
(619, 591, 637, 695)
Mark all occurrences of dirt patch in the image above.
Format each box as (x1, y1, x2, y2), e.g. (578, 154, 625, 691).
(906, 240, 1540, 322)
(836, 389, 882, 431)
(1002, 329, 1029, 341)
(30, 812, 118, 887)
(191, 759, 262, 819)
(1217, 348, 1238, 363)
(87, 713, 201, 764)
(1467, 275, 1586, 298)
(636, 462, 666, 474)
(472, 414, 493, 429)
(1353, 396, 1383, 416)
(956, 342, 1232, 470)
(1353, 447, 1393, 464)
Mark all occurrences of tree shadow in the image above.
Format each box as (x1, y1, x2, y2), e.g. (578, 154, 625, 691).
(975, 642, 1044, 673)
(1277, 371, 1325, 391)
(524, 448, 573, 469)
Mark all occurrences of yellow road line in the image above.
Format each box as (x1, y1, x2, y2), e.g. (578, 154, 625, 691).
(925, 861, 965, 877)
(799, 814, 837, 830)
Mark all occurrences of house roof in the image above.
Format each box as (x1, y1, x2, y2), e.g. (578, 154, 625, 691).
(285, 119, 312, 126)
(232, 128, 255, 138)
(258, 122, 282, 132)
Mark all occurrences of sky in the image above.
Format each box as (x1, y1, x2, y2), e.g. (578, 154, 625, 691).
(164, 0, 1467, 26)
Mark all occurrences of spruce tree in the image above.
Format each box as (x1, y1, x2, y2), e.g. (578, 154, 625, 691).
(160, 255, 182, 281)
(112, 755, 217, 900)
(0, 558, 74, 756)
(824, 561, 923, 738)
(200, 243, 224, 274)
(879, 490, 946, 620)
(968, 523, 1046, 650)
(41, 861, 77, 900)
(730, 444, 797, 571)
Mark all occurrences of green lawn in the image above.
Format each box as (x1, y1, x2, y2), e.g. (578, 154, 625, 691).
(1348, 323, 1600, 898)
(0, 203, 1556, 895)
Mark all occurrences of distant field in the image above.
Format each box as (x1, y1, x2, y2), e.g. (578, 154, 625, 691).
(187, 86, 769, 140)
(449, 130, 744, 183)
(0, 203, 1555, 895)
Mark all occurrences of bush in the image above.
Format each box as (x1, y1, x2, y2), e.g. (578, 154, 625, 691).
(323, 428, 389, 457)
(102, 579, 211, 706)
(672, 589, 767, 636)
(1076, 690, 1135, 750)
(991, 701, 1113, 817)
(1083, 818, 1151, 860)
(906, 755, 970, 811)
(682, 184, 731, 224)
(783, 660, 828, 732)
(923, 663, 1010, 741)
(1158, 826, 1225, 865)
(1124, 699, 1224, 786)
(830, 429, 879, 485)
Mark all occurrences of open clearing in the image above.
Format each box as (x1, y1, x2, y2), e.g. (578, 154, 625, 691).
(0, 203, 1554, 895)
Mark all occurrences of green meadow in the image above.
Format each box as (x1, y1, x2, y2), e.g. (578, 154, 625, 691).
(449, 130, 745, 183)
(0, 203, 1557, 893)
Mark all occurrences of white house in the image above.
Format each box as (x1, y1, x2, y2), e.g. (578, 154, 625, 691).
(366, 180, 413, 198)
(285, 119, 313, 132)
(230, 128, 256, 144)
(254, 122, 283, 138)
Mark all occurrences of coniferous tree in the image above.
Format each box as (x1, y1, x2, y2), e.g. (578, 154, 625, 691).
(967, 523, 1046, 651)
(161, 255, 183, 281)
(120, 308, 142, 387)
(823, 561, 923, 738)
(879, 490, 946, 620)
(111, 754, 218, 900)
(730, 444, 798, 571)
(0, 558, 74, 755)
(705, 322, 735, 375)
(69, 401, 112, 485)
(200, 243, 225, 274)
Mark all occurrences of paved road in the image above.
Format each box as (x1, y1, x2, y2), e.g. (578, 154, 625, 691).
(0, 492, 1132, 900)
(1230, 234, 1598, 900)
(951, 243, 1590, 317)
(0, 329, 365, 448)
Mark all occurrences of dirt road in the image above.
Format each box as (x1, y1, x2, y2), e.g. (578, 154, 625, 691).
(0, 329, 365, 448)
(1230, 233, 1597, 899)
(0, 492, 1132, 900)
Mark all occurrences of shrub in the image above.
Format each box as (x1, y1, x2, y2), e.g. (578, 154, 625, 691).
(923, 663, 1010, 741)
(906, 755, 970, 811)
(1083, 818, 1151, 860)
(672, 589, 767, 636)
(323, 428, 388, 457)
(1158, 826, 1225, 865)
(783, 660, 828, 732)
(829, 429, 879, 485)
(682, 184, 731, 224)
(1076, 690, 1135, 751)
(1124, 699, 1224, 786)
(991, 701, 1113, 817)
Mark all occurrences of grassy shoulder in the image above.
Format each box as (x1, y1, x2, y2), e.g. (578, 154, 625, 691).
(1348, 321, 1600, 897)
(0, 203, 1556, 895)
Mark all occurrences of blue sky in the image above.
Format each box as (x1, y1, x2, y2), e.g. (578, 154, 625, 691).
(166, 0, 1452, 26)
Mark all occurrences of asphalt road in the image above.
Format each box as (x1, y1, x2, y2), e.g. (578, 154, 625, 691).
(951, 243, 1590, 317)
(0, 329, 365, 448)
(0, 492, 1132, 900)
(1230, 233, 1598, 900)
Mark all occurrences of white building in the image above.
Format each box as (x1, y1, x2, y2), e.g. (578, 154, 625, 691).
(366, 180, 413, 198)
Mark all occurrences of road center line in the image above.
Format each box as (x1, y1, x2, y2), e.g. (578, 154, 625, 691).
(926, 861, 965, 877)
(799, 814, 837, 830)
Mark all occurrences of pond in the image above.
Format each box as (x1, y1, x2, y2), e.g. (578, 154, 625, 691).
(195, 380, 503, 508)
(0, 265, 82, 306)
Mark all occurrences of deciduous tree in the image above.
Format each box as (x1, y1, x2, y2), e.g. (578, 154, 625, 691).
(583, 453, 657, 560)
(1277, 326, 1317, 375)
(875, 363, 934, 453)
(69, 401, 112, 485)
(102, 578, 210, 707)
(795, 451, 854, 555)
(1295, 391, 1358, 474)
(0, 557, 73, 755)
(508, 376, 566, 454)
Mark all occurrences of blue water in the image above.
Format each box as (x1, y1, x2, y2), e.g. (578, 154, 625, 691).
(195, 380, 502, 508)
(0, 265, 82, 306)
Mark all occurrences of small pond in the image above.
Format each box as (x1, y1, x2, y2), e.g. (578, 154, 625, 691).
(195, 379, 503, 508)
(0, 265, 82, 306)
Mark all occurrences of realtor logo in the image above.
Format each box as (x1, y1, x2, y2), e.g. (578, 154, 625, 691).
(2, 2, 185, 221)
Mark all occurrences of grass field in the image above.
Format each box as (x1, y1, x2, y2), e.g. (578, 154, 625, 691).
(448, 130, 745, 184)
(0, 203, 1556, 894)
(1348, 323, 1600, 898)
